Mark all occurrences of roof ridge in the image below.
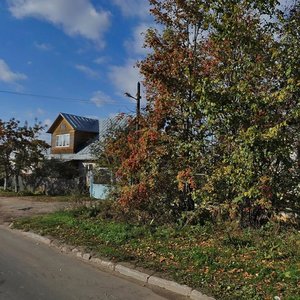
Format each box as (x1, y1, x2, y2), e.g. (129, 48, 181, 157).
(60, 112, 98, 121)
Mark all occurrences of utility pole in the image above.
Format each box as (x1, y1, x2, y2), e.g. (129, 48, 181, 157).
(136, 82, 141, 131)
(125, 81, 141, 131)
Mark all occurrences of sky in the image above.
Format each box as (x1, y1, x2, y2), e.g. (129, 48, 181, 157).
(0, 0, 294, 142)
(0, 0, 153, 142)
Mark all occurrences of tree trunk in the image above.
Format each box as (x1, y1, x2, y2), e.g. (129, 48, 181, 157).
(3, 177, 7, 190)
(14, 174, 19, 193)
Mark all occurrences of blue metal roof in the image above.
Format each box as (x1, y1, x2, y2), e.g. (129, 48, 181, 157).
(60, 113, 99, 133)
(48, 112, 130, 139)
(47, 114, 130, 160)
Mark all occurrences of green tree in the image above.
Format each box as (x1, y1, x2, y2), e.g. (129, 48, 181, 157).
(0, 118, 49, 192)
(95, 0, 300, 226)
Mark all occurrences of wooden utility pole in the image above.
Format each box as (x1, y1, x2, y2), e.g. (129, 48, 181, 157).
(136, 82, 141, 131)
(125, 82, 141, 131)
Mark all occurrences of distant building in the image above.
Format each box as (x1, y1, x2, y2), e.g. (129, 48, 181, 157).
(46, 112, 127, 194)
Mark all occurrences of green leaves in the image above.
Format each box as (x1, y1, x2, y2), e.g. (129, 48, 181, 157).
(92, 0, 300, 226)
(0, 118, 48, 191)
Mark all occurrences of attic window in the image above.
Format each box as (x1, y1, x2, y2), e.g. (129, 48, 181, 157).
(55, 134, 70, 147)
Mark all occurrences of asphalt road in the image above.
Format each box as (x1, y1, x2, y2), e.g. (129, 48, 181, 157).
(0, 226, 172, 300)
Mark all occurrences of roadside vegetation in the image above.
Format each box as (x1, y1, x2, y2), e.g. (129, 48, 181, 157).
(13, 203, 300, 300)
(91, 0, 300, 228)
(5, 1, 300, 299)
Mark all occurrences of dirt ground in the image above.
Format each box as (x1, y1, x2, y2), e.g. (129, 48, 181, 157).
(0, 197, 70, 224)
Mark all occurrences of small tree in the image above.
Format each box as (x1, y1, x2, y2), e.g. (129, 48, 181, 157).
(0, 118, 49, 192)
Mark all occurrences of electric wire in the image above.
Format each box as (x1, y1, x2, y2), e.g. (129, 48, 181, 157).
(0, 89, 133, 107)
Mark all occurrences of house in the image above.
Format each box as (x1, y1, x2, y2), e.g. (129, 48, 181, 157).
(48, 112, 98, 154)
(47, 112, 102, 176)
(46, 112, 127, 197)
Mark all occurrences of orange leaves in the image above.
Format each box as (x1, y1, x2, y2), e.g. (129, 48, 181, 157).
(118, 182, 150, 208)
(117, 128, 164, 177)
(176, 168, 196, 191)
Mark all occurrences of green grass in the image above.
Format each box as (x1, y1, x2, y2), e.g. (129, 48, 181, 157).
(13, 208, 300, 300)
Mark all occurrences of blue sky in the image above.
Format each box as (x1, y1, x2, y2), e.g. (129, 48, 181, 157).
(0, 0, 152, 141)
(0, 0, 294, 142)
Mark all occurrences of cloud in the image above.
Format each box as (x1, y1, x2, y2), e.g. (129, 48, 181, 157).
(7, 0, 111, 45)
(43, 118, 52, 127)
(75, 64, 100, 79)
(125, 23, 151, 56)
(90, 91, 114, 107)
(39, 119, 52, 142)
(94, 56, 110, 65)
(37, 108, 45, 115)
(0, 59, 27, 83)
(108, 59, 143, 99)
(112, 0, 150, 18)
(26, 108, 46, 118)
(34, 42, 53, 51)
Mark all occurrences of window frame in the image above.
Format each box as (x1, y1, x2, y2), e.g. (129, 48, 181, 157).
(55, 134, 70, 147)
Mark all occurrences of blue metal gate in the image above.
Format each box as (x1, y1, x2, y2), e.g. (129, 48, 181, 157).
(90, 183, 108, 199)
(89, 169, 110, 199)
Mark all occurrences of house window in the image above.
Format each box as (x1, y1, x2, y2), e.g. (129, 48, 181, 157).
(55, 134, 70, 147)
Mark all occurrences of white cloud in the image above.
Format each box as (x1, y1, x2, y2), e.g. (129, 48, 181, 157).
(37, 108, 45, 115)
(34, 42, 53, 51)
(43, 118, 52, 127)
(26, 108, 46, 118)
(108, 59, 143, 100)
(7, 0, 111, 45)
(90, 91, 114, 107)
(112, 0, 150, 18)
(125, 23, 151, 56)
(94, 56, 110, 65)
(75, 64, 100, 79)
(0, 59, 27, 83)
(39, 120, 51, 143)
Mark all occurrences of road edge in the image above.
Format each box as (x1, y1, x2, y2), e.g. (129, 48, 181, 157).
(4, 223, 215, 300)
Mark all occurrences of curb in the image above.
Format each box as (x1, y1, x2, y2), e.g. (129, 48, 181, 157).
(148, 275, 192, 296)
(90, 257, 115, 271)
(12, 226, 215, 300)
(115, 264, 150, 283)
(21, 231, 52, 245)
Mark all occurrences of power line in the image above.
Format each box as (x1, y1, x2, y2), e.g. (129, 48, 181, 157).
(0, 89, 91, 103)
(0, 89, 132, 107)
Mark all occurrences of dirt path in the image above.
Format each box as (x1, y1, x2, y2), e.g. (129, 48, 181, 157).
(0, 197, 70, 224)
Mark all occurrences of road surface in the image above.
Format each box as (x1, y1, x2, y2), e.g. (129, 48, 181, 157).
(0, 226, 179, 300)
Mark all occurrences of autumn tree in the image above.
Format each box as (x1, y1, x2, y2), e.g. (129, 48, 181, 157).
(96, 0, 300, 225)
(0, 118, 49, 192)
